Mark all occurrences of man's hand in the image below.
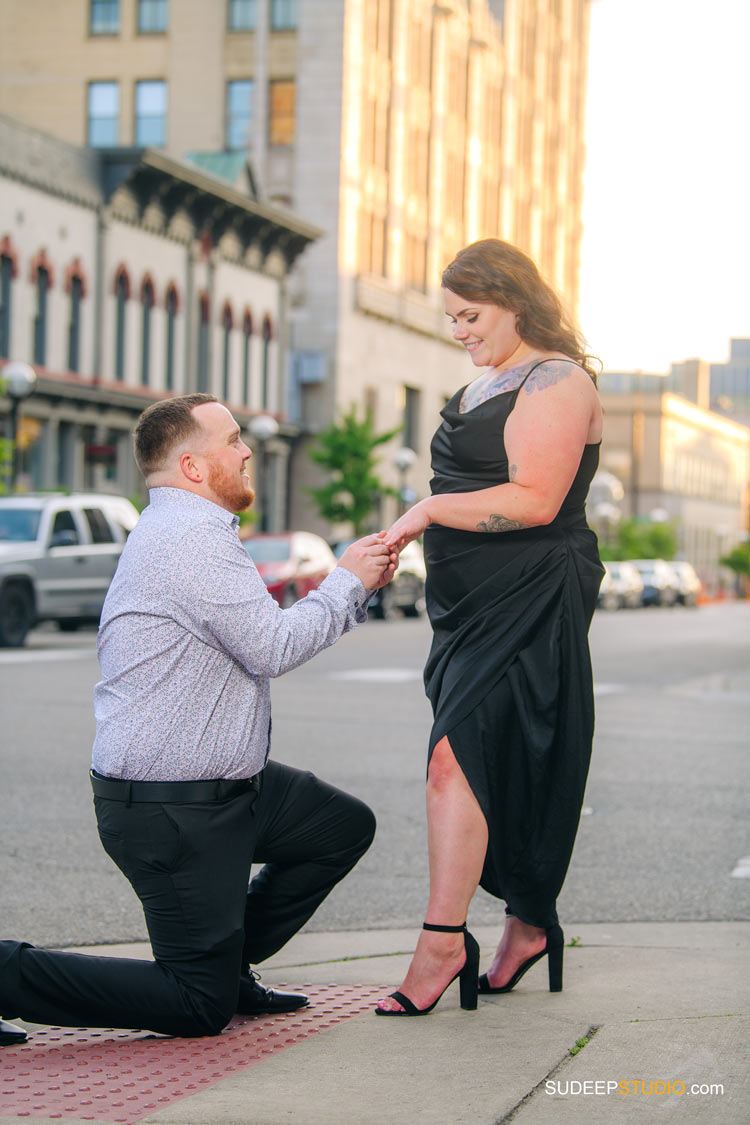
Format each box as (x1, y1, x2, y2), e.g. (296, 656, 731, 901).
(337, 532, 398, 592)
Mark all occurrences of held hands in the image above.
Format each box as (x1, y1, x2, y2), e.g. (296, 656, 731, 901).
(337, 532, 399, 592)
(383, 499, 432, 553)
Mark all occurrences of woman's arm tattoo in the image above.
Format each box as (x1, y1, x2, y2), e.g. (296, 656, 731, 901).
(476, 514, 528, 533)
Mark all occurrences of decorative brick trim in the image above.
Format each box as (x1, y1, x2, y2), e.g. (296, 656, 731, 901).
(64, 256, 88, 297)
(113, 264, 131, 298)
(29, 247, 55, 286)
(0, 234, 19, 277)
(165, 281, 180, 313)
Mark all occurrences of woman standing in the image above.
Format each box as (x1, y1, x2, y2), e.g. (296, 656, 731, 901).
(376, 239, 604, 1016)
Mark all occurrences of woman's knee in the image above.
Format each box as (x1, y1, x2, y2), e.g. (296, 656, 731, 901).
(427, 737, 463, 792)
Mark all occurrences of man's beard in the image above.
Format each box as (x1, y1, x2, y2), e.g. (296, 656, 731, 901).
(207, 459, 255, 512)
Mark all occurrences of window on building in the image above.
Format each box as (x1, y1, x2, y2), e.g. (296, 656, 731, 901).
(197, 293, 210, 392)
(0, 254, 13, 359)
(271, 0, 297, 30)
(226, 80, 254, 151)
(114, 269, 129, 381)
(242, 311, 253, 404)
(403, 385, 421, 452)
(32, 266, 50, 367)
(165, 284, 178, 391)
(90, 0, 120, 34)
(67, 275, 83, 373)
(405, 233, 427, 293)
(88, 81, 119, 146)
(135, 80, 167, 146)
(360, 210, 387, 277)
(269, 80, 295, 146)
(228, 0, 256, 30)
(138, 0, 168, 33)
(140, 278, 155, 385)
(222, 304, 233, 401)
(261, 317, 273, 409)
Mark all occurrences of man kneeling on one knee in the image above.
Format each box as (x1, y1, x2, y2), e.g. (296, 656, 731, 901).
(0, 393, 396, 1045)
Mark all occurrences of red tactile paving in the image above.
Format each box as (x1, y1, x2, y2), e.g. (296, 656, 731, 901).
(0, 983, 385, 1123)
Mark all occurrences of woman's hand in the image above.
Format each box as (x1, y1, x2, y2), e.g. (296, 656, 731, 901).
(384, 499, 432, 552)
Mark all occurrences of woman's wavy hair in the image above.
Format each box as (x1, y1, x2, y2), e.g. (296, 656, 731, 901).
(441, 239, 599, 381)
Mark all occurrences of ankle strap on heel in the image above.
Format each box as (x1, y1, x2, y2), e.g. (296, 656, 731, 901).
(423, 922, 467, 933)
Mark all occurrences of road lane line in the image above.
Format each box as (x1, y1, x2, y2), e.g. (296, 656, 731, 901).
(0, 648, 95, 664)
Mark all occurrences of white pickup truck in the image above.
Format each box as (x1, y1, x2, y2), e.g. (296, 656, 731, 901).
(0, 492, 139, 646)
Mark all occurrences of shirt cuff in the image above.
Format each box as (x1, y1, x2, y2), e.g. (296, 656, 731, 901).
(321, 565, 371, 622)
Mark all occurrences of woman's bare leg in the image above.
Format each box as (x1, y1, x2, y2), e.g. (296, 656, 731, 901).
(377, 736, 488, 1012)
(484, 915, 547, 987)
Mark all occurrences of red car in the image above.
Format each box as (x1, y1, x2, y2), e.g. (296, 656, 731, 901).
(241, 532, 337, 608)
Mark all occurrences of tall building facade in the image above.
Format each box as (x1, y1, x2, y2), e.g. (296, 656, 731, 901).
(0, 115, 316, 522)
(597, 365, 750, 590)
(0, 0, 592, 530)
(710, 338, 750, 426)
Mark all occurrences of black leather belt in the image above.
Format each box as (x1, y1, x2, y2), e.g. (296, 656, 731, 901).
(90, 769, 260, 804)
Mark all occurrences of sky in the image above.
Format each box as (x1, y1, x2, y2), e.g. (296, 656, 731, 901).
(578, 0, 750, 373)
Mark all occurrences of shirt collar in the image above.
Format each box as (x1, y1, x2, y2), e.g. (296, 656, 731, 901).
(148, 487, 241, 530)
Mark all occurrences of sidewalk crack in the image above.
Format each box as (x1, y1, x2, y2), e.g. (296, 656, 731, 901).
(496, 1025, 600, 1123)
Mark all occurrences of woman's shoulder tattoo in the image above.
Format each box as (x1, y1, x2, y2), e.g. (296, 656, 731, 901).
(523, 359, 580, 394)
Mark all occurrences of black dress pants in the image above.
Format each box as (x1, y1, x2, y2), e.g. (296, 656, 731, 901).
(0, 760, 375, 1037)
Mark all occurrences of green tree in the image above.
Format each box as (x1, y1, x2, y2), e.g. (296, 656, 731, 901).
(0, 375, 12, 494)
(720, 543, 750, 577)
(0, 438, 12, 495)
(308, 406, 401, 535)
(599, 517, 677, 562)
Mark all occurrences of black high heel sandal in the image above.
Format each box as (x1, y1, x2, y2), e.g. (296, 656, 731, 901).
(375, 922, 480, 1016)
(478, 923, 564, 994)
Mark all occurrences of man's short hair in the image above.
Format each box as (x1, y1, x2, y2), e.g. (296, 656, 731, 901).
(133, 394, 218, 477)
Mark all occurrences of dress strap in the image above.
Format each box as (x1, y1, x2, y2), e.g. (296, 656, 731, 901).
(508, 358, 579, 410)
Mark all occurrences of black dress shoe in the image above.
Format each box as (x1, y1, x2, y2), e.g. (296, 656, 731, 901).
(0, 1019, 28, 1046)
(236, 971, 308, 1015)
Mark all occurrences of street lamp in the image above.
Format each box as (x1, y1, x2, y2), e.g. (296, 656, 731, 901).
(393, 446, 417, 516)
(247, 413, 280, 532)
(2, 361, 37, 492)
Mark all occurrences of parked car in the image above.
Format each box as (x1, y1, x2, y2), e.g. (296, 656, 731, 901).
(629, 558, 680, 607)
(241, 531, 337, 608)
(670, 560, 702, 606)
(0, 492, 140, 646)
(331, 537, 427, 619)
(597, 565, 619, 611)
(605, 560, 644, 609)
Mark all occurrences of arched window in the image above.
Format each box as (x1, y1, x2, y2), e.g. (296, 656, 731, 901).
(140, 276, 155, 386)
(30, 252, 54, 366)
(221, 302, 233, 402)
(0, 238, 17, 359)
(164, 283, 179, 391)
(241, 309, 253, 405)
(197, 291, 210, 392)
(114, 267, 130, 381)
(68, 277, 83, 372)
(65, 260, 87, 373)
(261, 315, 273, 410)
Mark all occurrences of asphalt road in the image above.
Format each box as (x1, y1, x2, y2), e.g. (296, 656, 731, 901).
(1, 601, 748, 948)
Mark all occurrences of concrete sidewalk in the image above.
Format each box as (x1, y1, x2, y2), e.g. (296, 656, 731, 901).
(2, 922, 748, 1124)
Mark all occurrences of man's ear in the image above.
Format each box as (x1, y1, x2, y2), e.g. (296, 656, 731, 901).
(179, 450, 203, 484)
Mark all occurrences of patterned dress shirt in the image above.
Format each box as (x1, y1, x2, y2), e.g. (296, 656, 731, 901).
(92, 488, 368, 781)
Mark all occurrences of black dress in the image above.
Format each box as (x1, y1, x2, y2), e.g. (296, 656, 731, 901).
(423, 364, 604, 929)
